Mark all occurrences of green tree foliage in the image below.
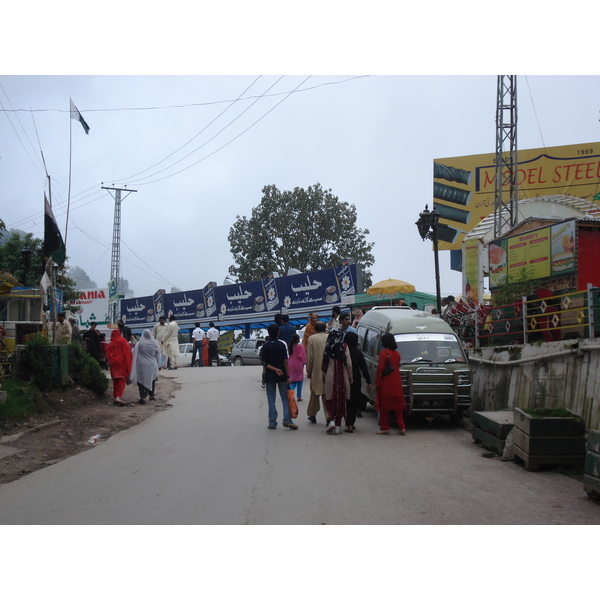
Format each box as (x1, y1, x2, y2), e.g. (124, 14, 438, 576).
(0, 229, 80, 309)
(228, 183, 375, 287)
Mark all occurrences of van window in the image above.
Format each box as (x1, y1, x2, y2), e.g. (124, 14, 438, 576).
(394, 333, 466, 364)
(362, 327, 380, 357)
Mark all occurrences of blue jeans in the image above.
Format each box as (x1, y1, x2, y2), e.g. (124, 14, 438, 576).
(266, 381, 292, 427)
(290, 380, 304, 400)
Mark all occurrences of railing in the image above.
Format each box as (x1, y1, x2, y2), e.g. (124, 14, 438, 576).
(444, 284, 600, 347)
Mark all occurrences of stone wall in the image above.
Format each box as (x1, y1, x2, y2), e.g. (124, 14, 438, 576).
(467, 340, 600, 431)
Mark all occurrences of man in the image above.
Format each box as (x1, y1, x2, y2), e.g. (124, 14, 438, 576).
(69, 316, 81, 346)
(55, 312, 72, 345)
(327, 305, 341, 331)
(278, 313, 296, 345)
(339, 311, 357, 340)
(191, 323, 205, 367)
(82, 322, 103, 362)
(260, 323, 298, 430)
(206, 322, 220, 366)
(163, 314, 180, 370)
(152, 316, 169, 368)
(306, 320, 329, 424)
(410, 302, 418, 310)
(117, 319, 133, 344)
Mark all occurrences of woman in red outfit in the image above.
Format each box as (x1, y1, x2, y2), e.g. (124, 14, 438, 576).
(375, 333, 407, 435)
(105, 328, 133, 406)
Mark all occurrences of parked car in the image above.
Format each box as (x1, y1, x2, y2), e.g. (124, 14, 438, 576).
(176, 343, 231, 367)
(230, 338, 266, 366)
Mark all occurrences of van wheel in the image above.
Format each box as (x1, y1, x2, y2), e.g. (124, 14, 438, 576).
(234, 357, 244, 366)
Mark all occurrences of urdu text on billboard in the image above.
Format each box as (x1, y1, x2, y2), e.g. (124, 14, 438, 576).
(434, 142, 600, 251)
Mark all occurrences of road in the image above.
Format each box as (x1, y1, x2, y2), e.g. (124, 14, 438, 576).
(0, 365, 599, 525)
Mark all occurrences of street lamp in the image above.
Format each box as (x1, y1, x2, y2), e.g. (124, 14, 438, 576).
(416, 204, 442, 315)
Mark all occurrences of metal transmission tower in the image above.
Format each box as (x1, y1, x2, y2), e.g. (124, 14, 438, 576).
(493, 75, 518, 239)
(101, 185, 137, 324)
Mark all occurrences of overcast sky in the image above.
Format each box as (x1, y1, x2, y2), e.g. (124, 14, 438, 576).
(2, 6, 599, 302)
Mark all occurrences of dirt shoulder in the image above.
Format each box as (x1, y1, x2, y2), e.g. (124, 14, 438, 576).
(0, 374, 179, 485)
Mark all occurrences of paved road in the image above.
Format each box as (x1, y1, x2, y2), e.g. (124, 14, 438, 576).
(0, 365, 599, 525)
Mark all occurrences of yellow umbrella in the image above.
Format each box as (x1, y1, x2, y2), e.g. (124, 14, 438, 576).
(366, 278, 416, 296)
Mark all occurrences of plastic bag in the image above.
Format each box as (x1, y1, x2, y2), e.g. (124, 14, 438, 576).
(287, 387, 298, 419)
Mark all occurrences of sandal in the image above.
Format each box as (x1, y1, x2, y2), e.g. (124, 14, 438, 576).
(398, 429, 406, 436)
(113, 400, 126, 407)
(344, 426, 354, 433)
(375, 429, 389, 435)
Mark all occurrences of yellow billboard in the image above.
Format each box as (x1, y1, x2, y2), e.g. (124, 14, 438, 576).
(434, 141, 600, 250)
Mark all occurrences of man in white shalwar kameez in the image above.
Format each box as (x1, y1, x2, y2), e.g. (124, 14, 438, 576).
(163, 314, 180, 369)
(152, 316, 169, 368)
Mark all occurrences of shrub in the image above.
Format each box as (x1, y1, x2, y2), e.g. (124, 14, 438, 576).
(16, 333, 60, 391)
(69, 345, 109, 396)
(0, 378, 45, 422)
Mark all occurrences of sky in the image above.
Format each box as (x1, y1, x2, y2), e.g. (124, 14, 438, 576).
(1, 3, 599, 304)
(3, 73, 598, 301)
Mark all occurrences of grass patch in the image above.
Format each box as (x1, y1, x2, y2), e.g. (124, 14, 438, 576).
(522, 407, 582, 419)
(0, 378, 46, 423)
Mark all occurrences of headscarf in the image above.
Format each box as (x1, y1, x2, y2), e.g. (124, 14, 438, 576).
(130, 329, 162, 389)
(302, 312, 319, 349)
(105, 328, 133, 379)
(324, 328, 346, 362)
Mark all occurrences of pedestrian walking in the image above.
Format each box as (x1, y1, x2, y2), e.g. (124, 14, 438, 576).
(69, 316, 81, 346)
(105, 328, 133, 407)
(306, 321, 329, 424)
(343, 331, 371, 431)
(163, 315, 180, 369)
(287, 333, 306, 402)
(322, 328, 352, 435)
(375, 332, 407, 435)
(260, 323, 298, 430)
(129, 329, 162, 404)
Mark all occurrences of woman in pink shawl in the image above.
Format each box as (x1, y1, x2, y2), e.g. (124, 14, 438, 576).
(322, 328, 353, 435)
(105, 328, 132, 406)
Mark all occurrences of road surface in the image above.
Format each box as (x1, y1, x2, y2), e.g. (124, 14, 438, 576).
(0, 365, 598, 525)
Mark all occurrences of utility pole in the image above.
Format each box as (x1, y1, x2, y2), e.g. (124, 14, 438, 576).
(493, 75, 518, 239)
(101, 185, 137, 324)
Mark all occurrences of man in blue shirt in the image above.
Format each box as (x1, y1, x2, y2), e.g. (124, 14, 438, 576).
(259, 323, 299, 430)
(278, 313, 296, 345)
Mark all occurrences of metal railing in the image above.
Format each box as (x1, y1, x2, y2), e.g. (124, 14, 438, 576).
(444, 284, 600, 347)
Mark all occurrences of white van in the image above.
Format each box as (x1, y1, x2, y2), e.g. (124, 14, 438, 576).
(356, 306, 471, 422)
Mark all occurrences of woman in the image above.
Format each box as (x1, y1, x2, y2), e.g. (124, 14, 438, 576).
(322, 328, 353, 435)
(129, 329, 162, 404)
(351, 307, 364, 329)
(302, 312, 319, 351)
(287, 334, 306, 402)
(344, 331, 371, 432)
(202, 336, 210, 366)
(375, 332, 407, 435)
(105, 328, 133, 407)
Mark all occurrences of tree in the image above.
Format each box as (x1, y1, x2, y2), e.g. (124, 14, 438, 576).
(0, 229, 80, 309)
(66, 265, 98, 290)
(228, 183, 375, 287)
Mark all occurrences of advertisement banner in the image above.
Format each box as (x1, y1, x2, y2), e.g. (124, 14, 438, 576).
(507, 227, 551, 282)
(203, 282, 218, 319)
(73, 288, 109, 327)
(489, 219, 578, 288)
(218, 280, 269, 317)
(120, 296, 155, 325)
(434, 142, 600, 250)
(463, 241, 482, 304)
(263, 272, 281, 312)
(279, 264, 359, 312)
(153, 289, 166, 320)
(165, 289, 206, 320)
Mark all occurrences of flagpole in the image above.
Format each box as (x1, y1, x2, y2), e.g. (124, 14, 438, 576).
(60, 104, 73, 307)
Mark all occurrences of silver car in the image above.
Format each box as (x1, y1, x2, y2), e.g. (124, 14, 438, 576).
(230, 338, 266, 366)
(176, 343, 231, 367)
